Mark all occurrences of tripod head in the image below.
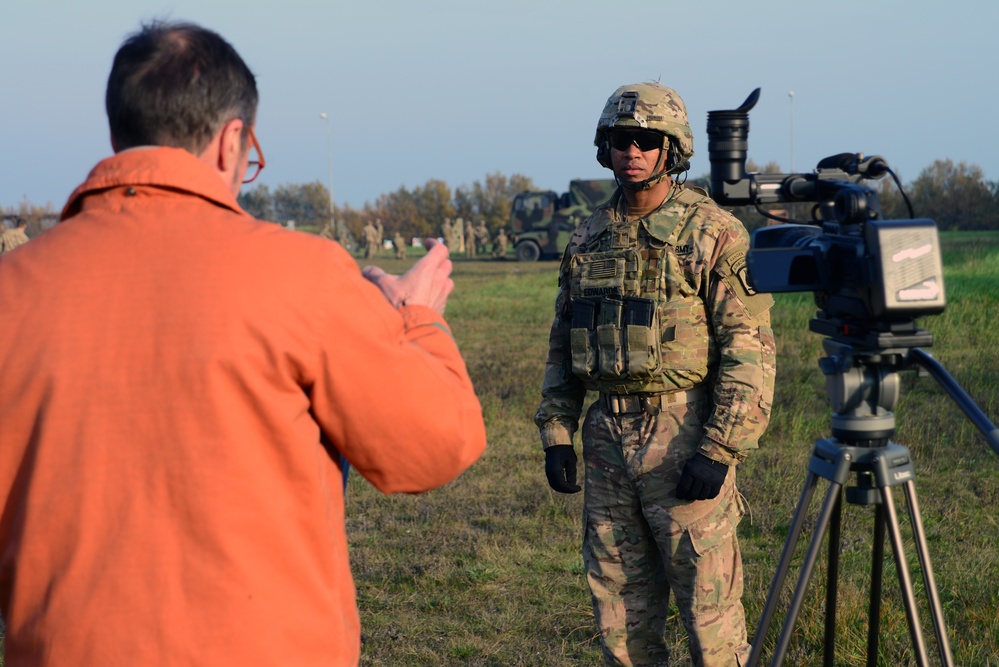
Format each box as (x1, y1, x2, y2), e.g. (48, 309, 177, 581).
(820, 339, 902, 447)
(813, 318, 999, 455)
(815, 324, 934, 448)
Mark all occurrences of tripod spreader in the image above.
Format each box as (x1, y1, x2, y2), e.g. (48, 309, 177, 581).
(910, 347, 999, 455)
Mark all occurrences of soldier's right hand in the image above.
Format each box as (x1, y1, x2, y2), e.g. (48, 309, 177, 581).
(544, 445, 581, 494)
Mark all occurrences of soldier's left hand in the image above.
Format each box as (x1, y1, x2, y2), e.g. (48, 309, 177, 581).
(676, 453, 729, 501)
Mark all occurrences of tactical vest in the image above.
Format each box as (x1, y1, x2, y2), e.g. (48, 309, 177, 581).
(566, 187, 713, 395)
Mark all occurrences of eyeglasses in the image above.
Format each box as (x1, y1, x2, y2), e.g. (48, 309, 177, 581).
(242, 127, 266, 184)
(608, 129, 663, 153)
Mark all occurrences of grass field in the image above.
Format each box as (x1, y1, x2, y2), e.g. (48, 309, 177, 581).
(2, 232, 996, 666)
(346, 231, 999, 666)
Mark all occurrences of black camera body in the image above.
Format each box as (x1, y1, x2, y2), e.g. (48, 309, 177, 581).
(705, 89, 946, 346)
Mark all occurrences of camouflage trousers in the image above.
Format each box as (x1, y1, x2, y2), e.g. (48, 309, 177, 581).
(582, 395, 749, 667)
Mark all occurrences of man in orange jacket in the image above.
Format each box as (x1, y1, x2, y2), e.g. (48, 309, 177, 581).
(0, 20, 486, 666)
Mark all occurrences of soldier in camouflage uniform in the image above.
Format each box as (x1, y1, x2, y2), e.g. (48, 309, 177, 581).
(441, 218, 454, 249)
(362, 220, 378, 258)
(0, 220, 30, 255)
(464, 219, 477, 258)
(535, 82, 776, 667)
(475, 220, 490, 255)
(393, 231, 407, 260)
(492, 227, 508, 258)
(455, 217, 466, 254)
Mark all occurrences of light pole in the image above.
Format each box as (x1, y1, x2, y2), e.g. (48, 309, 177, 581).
(319, 112, 337, 238)
(788, 90, 795, 172)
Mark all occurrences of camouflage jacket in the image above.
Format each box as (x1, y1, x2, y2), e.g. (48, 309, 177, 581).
(534, 185, 776, 465)
(0, 227, 30, 255)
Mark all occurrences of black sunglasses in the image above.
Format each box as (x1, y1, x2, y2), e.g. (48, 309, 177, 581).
(608, 129, 663, 153)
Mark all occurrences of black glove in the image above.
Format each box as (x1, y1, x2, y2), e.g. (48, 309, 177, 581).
(545, 445, 581, 494)
(676, 453, 729, 501)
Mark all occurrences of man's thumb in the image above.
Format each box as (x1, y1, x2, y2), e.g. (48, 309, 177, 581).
(361, 265, 386, 282)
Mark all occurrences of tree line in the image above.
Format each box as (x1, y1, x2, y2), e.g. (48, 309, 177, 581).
(236, 172, 536, 243)
(5, 159, 999, 241)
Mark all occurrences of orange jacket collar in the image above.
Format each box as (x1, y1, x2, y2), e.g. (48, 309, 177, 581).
(61, 146, 246, 221)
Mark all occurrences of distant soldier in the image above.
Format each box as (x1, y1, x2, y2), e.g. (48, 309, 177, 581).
(374, 220, 384, 253)
(362, 220, 378, 258)
(492, 228, 508, 259)
(464, 219, 476, 258)
(318, 223, 334, 240)
(441, 217, 455, 250)
(393, 231, 407, 260)
(0, 220, 30, 255)
(455, 217, 465, 254)
(337, 227, 352, 251)
(475, 220, 490, 255)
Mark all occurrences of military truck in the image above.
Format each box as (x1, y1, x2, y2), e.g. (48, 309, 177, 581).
(510, 178, 615, 261)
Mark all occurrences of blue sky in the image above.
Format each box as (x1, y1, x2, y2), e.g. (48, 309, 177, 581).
(2, 0, 996, 212)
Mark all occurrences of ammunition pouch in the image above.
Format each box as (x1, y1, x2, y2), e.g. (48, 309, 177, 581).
(568, 249, 662, 382)
(567, 243, 710, 384)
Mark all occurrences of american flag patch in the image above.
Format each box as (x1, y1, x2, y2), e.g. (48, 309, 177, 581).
(588, 259, 617, 279)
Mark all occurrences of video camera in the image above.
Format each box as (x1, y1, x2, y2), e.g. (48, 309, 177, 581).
(705, 88, 946, 348)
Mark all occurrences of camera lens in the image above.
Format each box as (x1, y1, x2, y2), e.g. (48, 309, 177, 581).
(707, 110, 751, 184)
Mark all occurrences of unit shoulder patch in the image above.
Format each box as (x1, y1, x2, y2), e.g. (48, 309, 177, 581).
(715, 247, 774, 317)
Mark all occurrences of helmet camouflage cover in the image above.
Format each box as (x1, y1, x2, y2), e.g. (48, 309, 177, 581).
(594, 82, 694, 170)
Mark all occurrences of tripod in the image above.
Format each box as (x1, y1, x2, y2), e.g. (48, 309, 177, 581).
(746, 330, 999, 667)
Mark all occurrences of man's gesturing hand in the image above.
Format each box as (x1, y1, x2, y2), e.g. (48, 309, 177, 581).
(361, 238, 454, 315)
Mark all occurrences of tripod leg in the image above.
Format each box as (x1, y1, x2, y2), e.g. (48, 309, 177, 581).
(866, 502, 886, 667)
(824, 489, 843, 667)
(746, 471, 820, 667)
(771, 478, 844, 666)
(880, 485, 931, 667)
(902, 481, 955, 667)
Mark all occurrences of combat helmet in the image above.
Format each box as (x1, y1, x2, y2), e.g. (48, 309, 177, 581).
(594, 82, 694, 190)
